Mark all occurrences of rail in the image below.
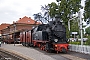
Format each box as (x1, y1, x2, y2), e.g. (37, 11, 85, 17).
(69, 44, 90, 55)
(0, 50, 25, 60)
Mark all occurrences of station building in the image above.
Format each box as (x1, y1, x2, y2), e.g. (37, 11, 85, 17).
(0, 16, 40, 43)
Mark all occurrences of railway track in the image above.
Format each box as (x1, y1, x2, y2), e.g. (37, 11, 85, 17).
(0, 50, 27, 60)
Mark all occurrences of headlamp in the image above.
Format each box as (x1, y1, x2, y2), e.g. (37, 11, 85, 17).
(54, 39, 58, 42)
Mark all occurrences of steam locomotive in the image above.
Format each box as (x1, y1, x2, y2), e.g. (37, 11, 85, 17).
(20, 20, 69, 53)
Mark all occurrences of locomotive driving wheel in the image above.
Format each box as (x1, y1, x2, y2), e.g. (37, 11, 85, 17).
(40, 44, 43, 50)
(45, 43, 52, 53)
(62, 47, 67, 53)
(40, 43, 45, 51)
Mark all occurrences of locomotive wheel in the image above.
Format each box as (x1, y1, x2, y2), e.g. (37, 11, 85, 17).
(29, 43, 34, 47)
(62, 47, 67, 53)
(22, 42, 25, 46)
(40, 44, 43, 50)
(57, 51, 59, 54)
(40, 44, 45, 50)
(25, 43, 29, 47)
(45, 43, 52, 53)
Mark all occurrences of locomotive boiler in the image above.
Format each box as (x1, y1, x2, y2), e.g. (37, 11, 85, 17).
(20, 20, 69, 53)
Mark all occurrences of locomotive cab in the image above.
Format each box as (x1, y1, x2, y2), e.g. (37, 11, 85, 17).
(32, 24, 48, 41)
(32, 31, 48, 41)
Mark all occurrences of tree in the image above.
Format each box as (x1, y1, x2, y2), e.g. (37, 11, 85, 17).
(85, 27, 90, 35)
(82, 1, 90, 45)
(70, 20, 79, 32)
(86, 39, 90, 45)
(85, 27, 90, 45)
(48, 0, 81, 25)
(47, 0, 81, 38)
(48, 2, 58, 20)
(41, 5, 50, 22)
(33, 12, 43, 24)
(84, 0, 90, 24)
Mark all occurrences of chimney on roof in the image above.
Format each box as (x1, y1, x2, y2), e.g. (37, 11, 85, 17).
(16, 21, 17, 23)
(19, 18, 21, 19)
(29, 17, 31, 19)
(13, 21, 15, 23)
(2, 23, 6, 24)
(24, 16, 27, 18)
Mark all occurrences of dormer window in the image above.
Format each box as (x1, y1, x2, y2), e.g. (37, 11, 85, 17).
(28, 20, 30, 22)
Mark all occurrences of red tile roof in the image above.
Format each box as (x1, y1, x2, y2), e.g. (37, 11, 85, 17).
(15, 16, 41, 24)
(0, 23, 10, 30)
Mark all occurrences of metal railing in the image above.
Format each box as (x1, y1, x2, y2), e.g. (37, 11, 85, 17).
(69, 44, 90, 54)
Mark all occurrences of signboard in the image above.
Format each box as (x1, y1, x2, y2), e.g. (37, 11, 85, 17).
(72, 32, 78, 34)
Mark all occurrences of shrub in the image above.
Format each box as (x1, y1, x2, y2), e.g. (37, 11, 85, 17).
(85, 39, 90, 45)
(69, 41, 81, 45)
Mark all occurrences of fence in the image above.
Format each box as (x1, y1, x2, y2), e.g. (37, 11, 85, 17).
(69, 44, 90, 54)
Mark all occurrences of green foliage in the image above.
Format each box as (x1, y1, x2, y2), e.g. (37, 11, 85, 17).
(48, 2, 58, 19)
(47, 0, 81, 38)
(85, 27, 90, 35)
(85, 35, 90, 45)
(69, 41, 81, 45)
(69, 41, 90, 45)
(85, 40, 90, 45)
(84, 0, 90, 21)
(33, 0, 81, 38)
(65, 25, 70, 38)
(48, 0, 81, 26)
(70, 20, 79, 32)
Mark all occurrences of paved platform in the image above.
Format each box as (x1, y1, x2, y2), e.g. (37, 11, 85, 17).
(0, 44, 89, 60)
(0, 44, 56, 60)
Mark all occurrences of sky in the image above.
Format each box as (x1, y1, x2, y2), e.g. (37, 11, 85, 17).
(0, 0, 85, 25)
(0, 0, 56, 24)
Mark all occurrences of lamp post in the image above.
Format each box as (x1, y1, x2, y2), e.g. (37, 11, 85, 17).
(13, 24, 16, 46)
(78, 10, 83, 45)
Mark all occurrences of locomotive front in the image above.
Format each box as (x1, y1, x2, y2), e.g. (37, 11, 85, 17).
(47, 21, 69, 53)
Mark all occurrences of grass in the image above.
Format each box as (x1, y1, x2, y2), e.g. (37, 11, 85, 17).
(69, 41, 81, 45)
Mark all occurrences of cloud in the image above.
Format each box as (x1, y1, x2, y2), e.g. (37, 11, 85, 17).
(0, 0, 56, 24)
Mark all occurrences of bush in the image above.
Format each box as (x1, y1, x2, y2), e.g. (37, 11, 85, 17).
(69, 41, 81, 45)
(85, 35, 90, 45)
(85, 39, 90, 45)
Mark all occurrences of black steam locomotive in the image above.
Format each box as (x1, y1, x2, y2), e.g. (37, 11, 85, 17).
(20, 20, 69, 53)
